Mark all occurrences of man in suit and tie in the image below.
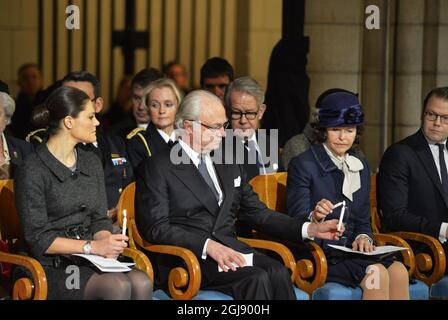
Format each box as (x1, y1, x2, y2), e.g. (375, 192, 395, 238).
(224, 76, 279, 182)
(378, 87, 448, 271)
(136, 90, 343, 300)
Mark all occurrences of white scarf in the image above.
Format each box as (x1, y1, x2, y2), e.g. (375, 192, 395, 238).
(323, 144, 364, 201)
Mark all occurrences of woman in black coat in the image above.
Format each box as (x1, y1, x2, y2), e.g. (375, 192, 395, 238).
(15, 86, 152, 300)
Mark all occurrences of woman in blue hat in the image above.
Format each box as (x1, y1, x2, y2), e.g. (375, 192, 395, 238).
(286, 89, 409, 299)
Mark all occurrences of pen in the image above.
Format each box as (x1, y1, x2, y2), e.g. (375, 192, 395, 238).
(337, 201, 346, 232)
(122, 209, 127, 236)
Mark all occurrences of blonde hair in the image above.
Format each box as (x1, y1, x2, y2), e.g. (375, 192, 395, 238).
(143, 78, 183, 109)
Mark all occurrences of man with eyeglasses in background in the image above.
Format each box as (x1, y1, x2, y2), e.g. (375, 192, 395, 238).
(224, 76, 279, 183)
(378, 87, 448, 276)
(200, 57, 234, 101)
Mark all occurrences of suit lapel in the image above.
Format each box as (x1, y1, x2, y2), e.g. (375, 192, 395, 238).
(413, 131, 448, 207)
(172, 162, 220, 216)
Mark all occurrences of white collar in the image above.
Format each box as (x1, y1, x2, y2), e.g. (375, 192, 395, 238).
(423, 133, 447, 147)
(157, 129, 176, 144)
(138, 123, 148, 130)
(1, 133, 10, 163)
(178, 139, 209, 167)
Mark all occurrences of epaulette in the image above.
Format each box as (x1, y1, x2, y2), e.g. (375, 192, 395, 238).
(25, 128, 47, 143)
(126, 128, 152, 157)
(126, 127, 146, 140)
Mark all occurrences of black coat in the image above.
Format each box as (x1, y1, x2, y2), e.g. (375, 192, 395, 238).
(126, 122, 172, 170)
(135, 145, 305, 282)
(378, 130, 448, 239)
(5, 135, 33, 178)
(232, 132, 279, 182)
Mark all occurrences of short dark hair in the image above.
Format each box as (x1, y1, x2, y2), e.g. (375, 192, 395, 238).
(200, 57, 234, 87)
(312, 125, 364, 151)
(32, 86, 90, 136)
(131, 68, 164, 89)
(62, 71, 101, 98)
(162, 61, 184, 75)
(423, 87, 448, 112)
(18, 63, 41, 76)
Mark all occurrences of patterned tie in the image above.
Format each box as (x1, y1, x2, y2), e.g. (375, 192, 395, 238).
(198, 155, 219, 201)
(437, 143, 448, 195)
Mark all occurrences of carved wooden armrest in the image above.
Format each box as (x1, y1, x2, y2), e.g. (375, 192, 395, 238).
(130, 222, 201, 300)
(373, 233, 415, 277)
(238, 237, 297, 281)
(389, 232, 446, 286)
(295, 241, 327, 296)
(0, 252, 47, 300)
(140, 243, 201, 300)
(122, 247, 154, 283)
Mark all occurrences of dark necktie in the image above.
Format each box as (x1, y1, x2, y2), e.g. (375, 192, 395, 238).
(198, 156, 219, 201)
(244, 140, 262, 169)
(437, 143, 448, 195)
(167, 140, 175, 148)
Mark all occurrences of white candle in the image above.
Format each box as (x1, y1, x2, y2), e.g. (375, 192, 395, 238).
(122, 209, 127, 236)
(337, 201, 346, 232)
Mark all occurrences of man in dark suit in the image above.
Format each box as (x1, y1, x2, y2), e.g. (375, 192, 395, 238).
(378, 87, 448, 270)
(224, 76, 279, 182)
(136, 90, 342, 300)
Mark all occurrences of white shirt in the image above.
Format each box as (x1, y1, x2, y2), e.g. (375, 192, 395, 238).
(1, 133, 10, 165)
(424, 136, 448, 244)
(138, 123, 148, 130)
(157, 129, 176, 144)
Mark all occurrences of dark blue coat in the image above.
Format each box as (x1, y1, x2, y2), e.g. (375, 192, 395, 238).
(286, 144, 373, 248)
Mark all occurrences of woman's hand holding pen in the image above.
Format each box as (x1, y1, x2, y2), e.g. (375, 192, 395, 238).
(92, 234, 129, 259)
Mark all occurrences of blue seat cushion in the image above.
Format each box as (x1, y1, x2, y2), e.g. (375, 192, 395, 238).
(312, 280, 429, 300)
(312, 282, 362, 300)
(409, 280, 429, 300)
(154, 287, 308, 300)
(294, 287, 309, 300)
(153, 289, 233, 300)
(430, 276, 448, 299)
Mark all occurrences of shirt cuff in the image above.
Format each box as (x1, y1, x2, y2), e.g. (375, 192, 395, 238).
(302, 222, 314, 240)
(201, 238, 211, 260)
(439, 223, 448, 244)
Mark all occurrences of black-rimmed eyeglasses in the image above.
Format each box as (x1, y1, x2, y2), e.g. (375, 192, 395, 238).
(230, 110, 259, 120)
(189, 120, 230, 131)
(424, 111, 448, 125)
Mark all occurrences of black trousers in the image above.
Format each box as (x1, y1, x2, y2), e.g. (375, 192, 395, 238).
(200, 251, 296, 300)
